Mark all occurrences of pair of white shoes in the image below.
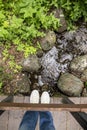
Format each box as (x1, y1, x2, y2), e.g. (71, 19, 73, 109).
(30, 90, 50, 104)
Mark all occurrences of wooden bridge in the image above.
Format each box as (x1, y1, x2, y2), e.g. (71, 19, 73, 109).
(0, 96, 87, 130)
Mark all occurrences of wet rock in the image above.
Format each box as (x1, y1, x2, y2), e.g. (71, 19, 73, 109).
(41, 84, 49, 92)
(57, 25, 87, 55)
(10, 73, 31, 94)
(31, 83, 40, 92)
(59, 53, 73, 63)
(40, 46, 60, 86)
(82, 88, 87, 97)
(81, 69, 87, 82)
(74, 28, 87, 54)
(36, 49, 44, 58)
(57, 73, 84, 96)
(53, 9, 67, 33)
(70, 55, 87, 73)
(40, 31, 56, 51)
(21, 55, 41, 72)
(63, 31, 76, 42)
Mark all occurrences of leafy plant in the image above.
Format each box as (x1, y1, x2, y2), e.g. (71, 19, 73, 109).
(85, 82, 87, 90)
(0, 66, 13, 92)
(59, 0, 87, 29)
(0, 0, 87, 75)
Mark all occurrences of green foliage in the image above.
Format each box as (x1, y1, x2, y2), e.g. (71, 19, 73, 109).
(59, 0, 87, 27)
(0, 0, 87, 72)
(0, 0, 87, 43)
(85, 82, 87, 90)
(0, 0, 87, 93)
(0, 0, 60, 42)
(0, 67, 3, 90)
(0, 0, 60, 72)
(0, 66, 12, 93)
(0, 0, 59, 73)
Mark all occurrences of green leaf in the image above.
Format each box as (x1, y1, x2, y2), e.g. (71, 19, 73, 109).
(0, 11, 5, 20)
(10, 15, 23, 29)
(0, 27, 9, 38)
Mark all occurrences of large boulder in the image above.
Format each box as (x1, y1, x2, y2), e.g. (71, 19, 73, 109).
(81, 69, 87, 82)
(57, 73, 84, 96)
(10, 73, 31, 94)
(70, 55, 87, 73)
(40, 31, 56, 51)
(21, 55, 41, 72)
(82, 88, 87, 97)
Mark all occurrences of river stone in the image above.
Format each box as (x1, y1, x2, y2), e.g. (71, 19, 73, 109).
(82, 88, 87, 97)
(81, 69, 87, 82)
(10, 73, 31, 94)
(21, 55, 41, 72)
(40, 31, 56, 51)
(70, 55, 87, 73)
(53, 9, 67, 33)
(57, 73, 84, 96)
(57, 24, 87, 56)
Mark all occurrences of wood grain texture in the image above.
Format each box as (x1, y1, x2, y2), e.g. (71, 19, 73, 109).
(0, 96, 86, 130)
(8, 96, 24, 130)
(0, 96, 8, 130)
(0, 102, 87, 111)
(52, 97, 67, 130)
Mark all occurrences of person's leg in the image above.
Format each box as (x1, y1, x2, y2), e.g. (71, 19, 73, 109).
(19, 90, 40, 130)
(19, 111, 39, 130)
(39, 111, 55, 130)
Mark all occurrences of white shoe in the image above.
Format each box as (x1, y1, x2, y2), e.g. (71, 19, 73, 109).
(41, 91, 50, 104)
(30, 90, 39, 103)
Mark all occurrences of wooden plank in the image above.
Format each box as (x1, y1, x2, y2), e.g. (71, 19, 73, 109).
(79, 97, 87, 130)
(0, 96, 87, 130)
(80, 97, 87, 112)
(52, 97, 67, 130)
(8, 96, 24, 130)
(1, 95, 13, 103)
(0, 96, 9, 130)
(66, 98, 82, 130)
(0, 102, 87, 111)
(0, 95, 13, 115)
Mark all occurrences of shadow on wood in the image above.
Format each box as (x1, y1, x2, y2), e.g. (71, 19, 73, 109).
(62, 97, 87, 130)
(0, 95, 13, 116)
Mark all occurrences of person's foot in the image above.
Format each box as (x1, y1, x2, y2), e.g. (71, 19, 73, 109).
(41, 91, 50, 104)
(30, 90, 39, 103)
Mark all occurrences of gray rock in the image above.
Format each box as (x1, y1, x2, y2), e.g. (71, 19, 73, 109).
(53, 9, 67, 33)
(82, 88, 87, 97)
(21, 55, 41, 72)
(57, 25, 87, 56)
(81, 69, 87, 82)
(10, 73, 31, 94)
(36, 49, 44, 57)
(40, 31, 56, 51)
(57, 73, 84, 96)
(59, 53, 73, 63)
(70, 55, 87, 73)
(64, 31, 75, 41)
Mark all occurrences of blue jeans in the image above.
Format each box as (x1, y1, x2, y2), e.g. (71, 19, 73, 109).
(19, 111, 55, 130)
